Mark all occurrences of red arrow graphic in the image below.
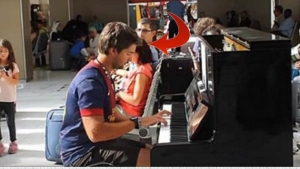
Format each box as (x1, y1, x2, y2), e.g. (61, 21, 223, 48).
(150, 12, 190, 56)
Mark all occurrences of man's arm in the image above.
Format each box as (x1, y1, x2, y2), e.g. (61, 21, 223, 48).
(83, 110, 171, 142)
(82, 115, 136, 142)
(111, 69, 128, 77)
(116, 69, 128, 77)
(118, 74, 149, 106)
(78, 79, 136, 142)
(114, 107, 130, 122)
(278, 18, 294, 31)
(79, 78, 169, 143)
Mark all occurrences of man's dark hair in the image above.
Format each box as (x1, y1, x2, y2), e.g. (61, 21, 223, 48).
(275, 5, 283, 14)
(98, 22, 141, 55)
(139, 18, 158, 31)
(284, 9, 292, 18)
(135, 39, 153, 64)
(77, 31, 87, 39)
(139, 18, 158, 42)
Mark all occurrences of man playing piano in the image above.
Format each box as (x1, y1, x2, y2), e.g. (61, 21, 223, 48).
(60, 22, 171, 167)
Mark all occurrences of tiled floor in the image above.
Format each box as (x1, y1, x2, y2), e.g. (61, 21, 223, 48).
(0, 69, 299, 166)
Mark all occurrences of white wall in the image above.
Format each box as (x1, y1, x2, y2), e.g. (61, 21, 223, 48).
(197, 0, 235, 25)
(49, 0, 70, 28)
(0, 0, 33, 81)
(71, 0, 129, 24)
(30, 0, 39, 4)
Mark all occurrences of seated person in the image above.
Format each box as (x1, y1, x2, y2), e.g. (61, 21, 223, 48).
(86, 27, 100, 56)
(239, 10, 251, 27)
(114, 40, 154, 117)
(271, 9, 295, 38)
(292, 44, 300, 79)
(88, 15, 103, 33)
(271, 5, 284, 30)
(136, 18, 159, 68)
(292, 64, 300, 80)
(50, 21, 63, 41)
(60, 22, 171, 167)
(69, 33, 88, 70)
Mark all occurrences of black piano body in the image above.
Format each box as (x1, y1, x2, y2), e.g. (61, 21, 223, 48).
(151, 27, 292, 166)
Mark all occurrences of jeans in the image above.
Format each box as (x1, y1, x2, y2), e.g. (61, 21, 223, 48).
(0, 102, 16, 142)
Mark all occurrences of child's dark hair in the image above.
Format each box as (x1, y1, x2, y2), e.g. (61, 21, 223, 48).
(76, 32, 87, 40)
(0, 39, 16, 72)
(135, 39, 153, 64)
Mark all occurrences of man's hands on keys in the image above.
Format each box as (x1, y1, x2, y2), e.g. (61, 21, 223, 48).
(140, 110, 172, 127)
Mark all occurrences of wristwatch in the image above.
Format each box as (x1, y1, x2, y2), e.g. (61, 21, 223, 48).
(130, 116, 140, 129)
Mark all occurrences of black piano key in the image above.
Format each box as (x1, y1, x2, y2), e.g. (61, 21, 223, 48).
(160, 103, 189, 143)
(171, 134, 188, 137)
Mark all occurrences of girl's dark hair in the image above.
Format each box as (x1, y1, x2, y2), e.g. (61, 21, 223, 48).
(135, 39, 153, 64)
(0, 39, 16, 72)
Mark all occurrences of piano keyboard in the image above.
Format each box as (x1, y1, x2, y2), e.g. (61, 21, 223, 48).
(158, 103, 188, 143)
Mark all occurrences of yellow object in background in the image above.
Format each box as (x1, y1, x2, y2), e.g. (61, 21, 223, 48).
(136, 4, 141, 25)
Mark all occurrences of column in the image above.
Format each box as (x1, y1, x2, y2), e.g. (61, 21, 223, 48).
(0, 0, 33, 82)
(49, 0, 71, 28)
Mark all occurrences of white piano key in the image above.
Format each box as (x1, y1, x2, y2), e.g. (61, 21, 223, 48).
(158, 122, 170, 143)
(158, 104, 172, 143)
(162, 104, 172, 112)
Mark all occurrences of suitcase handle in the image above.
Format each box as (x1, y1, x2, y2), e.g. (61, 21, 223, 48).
(47, 109, 64, 122)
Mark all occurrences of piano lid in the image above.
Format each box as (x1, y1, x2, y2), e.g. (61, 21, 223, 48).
(222, 27, 289, 42)
(221, 27, 291, 50)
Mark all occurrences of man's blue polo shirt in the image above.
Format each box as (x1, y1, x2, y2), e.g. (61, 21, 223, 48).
(60, 61, 112, 166)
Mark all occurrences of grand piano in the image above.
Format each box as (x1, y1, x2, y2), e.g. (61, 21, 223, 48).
(148, 27, 292, 166)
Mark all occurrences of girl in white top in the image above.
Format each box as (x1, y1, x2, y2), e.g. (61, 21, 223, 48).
(190, 4, 198, 21)
(0, 39, 20, 156)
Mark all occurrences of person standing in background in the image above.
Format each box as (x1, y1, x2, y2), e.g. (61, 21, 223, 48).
(166, 0, 185, 53)
(190, 4, 198, 23)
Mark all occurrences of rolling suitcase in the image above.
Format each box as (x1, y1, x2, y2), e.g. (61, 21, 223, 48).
(45, 108, 63, 163)
(49, 40, 71, 70)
